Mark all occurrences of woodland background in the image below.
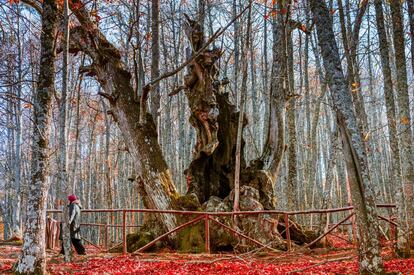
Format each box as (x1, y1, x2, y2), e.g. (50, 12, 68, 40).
(0, 0, 413, 263)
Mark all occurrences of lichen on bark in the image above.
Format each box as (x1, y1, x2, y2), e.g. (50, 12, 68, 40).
(14, 0, 58, 274)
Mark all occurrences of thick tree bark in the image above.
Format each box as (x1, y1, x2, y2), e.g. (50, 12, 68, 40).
(181, 14, 241, 204)
(69, 0, 179, 233)
(390, 0, 414, 255)
(309, 0, 384, 273)
(14, 0, 58, 273)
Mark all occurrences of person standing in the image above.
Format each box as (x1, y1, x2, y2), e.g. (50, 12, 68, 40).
(60, 194, 86, 255)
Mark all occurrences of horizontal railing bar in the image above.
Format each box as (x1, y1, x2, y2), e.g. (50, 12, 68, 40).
(46, 204, 395, 216)
(80, 223, 141, 228)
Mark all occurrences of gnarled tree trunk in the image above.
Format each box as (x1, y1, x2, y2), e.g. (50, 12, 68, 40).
(69, 0, 179, 233)
(67, 0, 312, 252)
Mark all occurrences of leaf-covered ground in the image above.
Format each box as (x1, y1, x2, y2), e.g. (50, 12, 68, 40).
(1, 235, 413, 274)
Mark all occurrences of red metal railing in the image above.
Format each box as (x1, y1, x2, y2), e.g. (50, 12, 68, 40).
(46, 204, 397, 255)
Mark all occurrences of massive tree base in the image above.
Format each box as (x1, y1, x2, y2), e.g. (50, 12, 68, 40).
(119, 186, 318, 254)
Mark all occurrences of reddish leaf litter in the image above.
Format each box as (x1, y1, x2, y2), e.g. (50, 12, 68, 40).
(0, 242, 21, 273)
(1, 241, 414, 274)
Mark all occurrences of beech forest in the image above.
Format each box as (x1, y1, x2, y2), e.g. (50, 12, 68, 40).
(0, 0, 414, 274)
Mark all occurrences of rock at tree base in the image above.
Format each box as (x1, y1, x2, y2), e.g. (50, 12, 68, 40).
(121, 186, 319, 253)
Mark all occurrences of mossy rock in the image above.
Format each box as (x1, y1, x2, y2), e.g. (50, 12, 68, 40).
(109, 214, 167, 253)
(126, 231, 156, 253)
(176, 216, 205, 253)
(202, 196, 237, 251)
(175, 193, 202, 210)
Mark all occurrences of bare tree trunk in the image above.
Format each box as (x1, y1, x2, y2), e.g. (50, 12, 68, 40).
(102, 99, 115, 236)
(11, 5, 23, 238)
(307, 36, 327, 212)
(319, 126, 339, 242)
(309, 0, 384, 273)
(303, 3, 311, 213)
(374, 0, 407, 257)
(259, 1, 288, 182)
(70, 59, 85, 192)
(287, 28, 297, 211)
(14, 0, 58, 273)
(406, 0, 414, 75)
(262, 3, 269, 146)
(150, 0, 160, 126)
(234, 1, 252, 212)
(390, 0, 414, 256)
(337, 0, 369, 135)
(232, 0, 240, 105)
(60, 0, 73, 263)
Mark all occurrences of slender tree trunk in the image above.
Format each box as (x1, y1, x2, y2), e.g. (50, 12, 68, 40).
(262, 3, 269, 146)
(390, 0, 414, 255)
(5, 63, 14, 240)
(250, 26, 259, 156)
(259, 1, 288, 182)
(14, 0, 58, 273)
(150, 0, 160, 126)
(303, 3, 311, 213)
(70, 60, 84, 192)
(337, 0, 369, 135)
(232, 0, 240, 105)
(406, 0, 414, 75)
(234, 1, 252, 212)
(309, 0, 384, 273)
(374, 0, 407, 256)
(59, 0, 72, 262)
(11, 5, 23, 238)
(287, 28, 297, 211)
(319, 126, 339, 242)
(307, 36, 327, 212)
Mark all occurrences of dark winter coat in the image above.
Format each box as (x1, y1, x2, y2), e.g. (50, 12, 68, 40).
(69, 200, 82, 240)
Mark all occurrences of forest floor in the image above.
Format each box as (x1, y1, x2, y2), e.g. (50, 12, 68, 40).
(0, 235, 414, 274)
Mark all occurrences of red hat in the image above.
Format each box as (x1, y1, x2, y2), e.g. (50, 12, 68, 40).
(68, 194, 77, 202)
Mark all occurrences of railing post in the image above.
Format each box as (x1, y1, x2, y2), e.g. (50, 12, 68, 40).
(105, 225, 108, 249)
(351, 212, 357, 244)
(284, 213, 291, 251)
(205, 214, 210, 254)
(122, 210, 127, 255)
(390, 217, 396, 243)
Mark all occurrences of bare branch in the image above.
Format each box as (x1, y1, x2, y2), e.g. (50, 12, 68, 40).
(144, 1, 252, 89)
